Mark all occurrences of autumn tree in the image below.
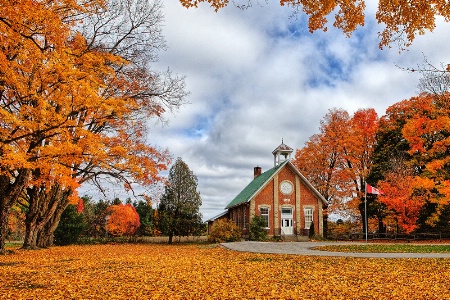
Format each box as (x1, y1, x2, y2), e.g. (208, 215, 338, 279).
(400, 94, 450, 228)
(294, 109, 354, 216)
(367, 98, 420, 232)
(178, 0, 450, 49)
(294, 108, 378, 223)
(0, 0, 84, 252)
(27, 0, 185, 249)
(378, 175, 427, 234)
(7, 203, 25, 241)
(158, 158, 203, 244)
(0, 0, 186, 251)
(106, 203, 141, 237)
(343, 108, 379, 231)
(368, 93, 450, 232)
(295, 108, 378, 232)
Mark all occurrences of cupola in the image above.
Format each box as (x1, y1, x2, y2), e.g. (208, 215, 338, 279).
(272, 139, 293, 167)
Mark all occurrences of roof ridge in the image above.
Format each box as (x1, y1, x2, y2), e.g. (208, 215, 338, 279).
(225, 160, 289, 209)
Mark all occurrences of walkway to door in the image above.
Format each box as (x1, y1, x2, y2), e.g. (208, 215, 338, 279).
(221, 241, 450, 258)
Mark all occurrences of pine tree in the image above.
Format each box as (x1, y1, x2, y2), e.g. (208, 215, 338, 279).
(158, 158, 202, 244)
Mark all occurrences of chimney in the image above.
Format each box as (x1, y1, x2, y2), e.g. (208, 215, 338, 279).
(254, 166, 262, 178)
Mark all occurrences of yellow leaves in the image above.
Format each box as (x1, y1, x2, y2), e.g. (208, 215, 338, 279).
(1, 0, 170, 192)
(376, 0, 444, 48)
(1, 244, 450, 299)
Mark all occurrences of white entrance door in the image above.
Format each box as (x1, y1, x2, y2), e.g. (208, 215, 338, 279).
(281, 207, 293, 235)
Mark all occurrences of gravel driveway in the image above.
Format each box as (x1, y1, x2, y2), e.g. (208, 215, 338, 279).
(221, 241, 450, 258)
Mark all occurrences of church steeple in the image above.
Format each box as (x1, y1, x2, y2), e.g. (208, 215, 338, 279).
(272, 139, 293, 167)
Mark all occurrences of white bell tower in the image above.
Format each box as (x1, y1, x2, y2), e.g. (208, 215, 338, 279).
(272, 139, 293, 167)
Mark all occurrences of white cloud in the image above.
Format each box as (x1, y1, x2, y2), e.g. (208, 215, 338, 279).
(81, 0, 450, 221)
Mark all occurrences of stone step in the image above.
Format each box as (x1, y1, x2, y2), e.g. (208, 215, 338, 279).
(282, 235, 309, 242)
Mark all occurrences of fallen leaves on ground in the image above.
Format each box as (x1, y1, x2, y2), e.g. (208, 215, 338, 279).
(1, 243, 449, 299)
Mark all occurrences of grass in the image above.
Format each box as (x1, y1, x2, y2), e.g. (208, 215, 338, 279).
(314, 244, 450, 253)
(5, 241, 22, 248)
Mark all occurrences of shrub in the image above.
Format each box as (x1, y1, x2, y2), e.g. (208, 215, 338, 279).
(248, 215, 268, 241)
(106, 203, 141, 237)
(208, 219, 242, 243)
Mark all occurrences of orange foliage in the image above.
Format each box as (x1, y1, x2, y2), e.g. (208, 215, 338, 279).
(401, 94, 450, 202)
(1, 244, 450, 299)
(378, 175, 426, 233)
(294, 109, 354, 215)
(77, 198, 84, 213)
(377, 94, 450, 229)
(295, 108, 383, 235)
(346, 108, 379, 182)
(1, 0, 174, 193)
(295, 108, 379, 220)
(178, 0, 450, 48)
(106, 204, 141, 236)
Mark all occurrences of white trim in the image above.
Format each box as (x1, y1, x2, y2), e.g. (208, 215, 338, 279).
(280, 180, 294, 195)
(304, 207, 314, 229)
(258, 205, 270, 229)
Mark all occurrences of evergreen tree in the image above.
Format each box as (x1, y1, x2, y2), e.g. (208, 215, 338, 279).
(158, 158, 202, 244)
(133, 200, 155, 236)
(54, 204, 87, 245)
(248, 215, 268, 241)
(83, 198, 110, 238)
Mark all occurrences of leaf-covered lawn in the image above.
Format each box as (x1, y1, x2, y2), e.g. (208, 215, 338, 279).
(1, 244, 449, 299)
(314, 244, 450, 253)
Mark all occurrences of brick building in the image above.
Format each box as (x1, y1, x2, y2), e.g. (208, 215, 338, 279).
(209, 141, 328, 238)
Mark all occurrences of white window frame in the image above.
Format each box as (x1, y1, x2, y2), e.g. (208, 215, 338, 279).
(281, 207, 293, 217)
(259, 206, 270, 229)
(304, 207, 314, 229)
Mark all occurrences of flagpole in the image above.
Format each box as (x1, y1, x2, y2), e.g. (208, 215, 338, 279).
(364, 181, 368, 243)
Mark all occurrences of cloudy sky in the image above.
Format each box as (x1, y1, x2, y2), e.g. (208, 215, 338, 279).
(83, 0, 450, 220)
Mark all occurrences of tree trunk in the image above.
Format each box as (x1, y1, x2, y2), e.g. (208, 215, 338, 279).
(22, 221, 42, 249)
(378, 217, 385, 233)
(37, 196, 69, 248)
(0, 208, 11, 254)
(0, 169, 30, 253)
(37, 226, 54, 248)
(168, 232, 173, 244)
(22, 183, 68, 249)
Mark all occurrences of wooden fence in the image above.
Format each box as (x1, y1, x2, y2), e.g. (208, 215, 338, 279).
(328, 232, 446, 242)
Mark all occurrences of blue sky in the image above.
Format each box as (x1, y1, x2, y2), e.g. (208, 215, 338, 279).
(81, 0, 450, 220)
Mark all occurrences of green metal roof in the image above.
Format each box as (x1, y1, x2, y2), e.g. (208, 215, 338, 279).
(226, 160, 289, 209)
